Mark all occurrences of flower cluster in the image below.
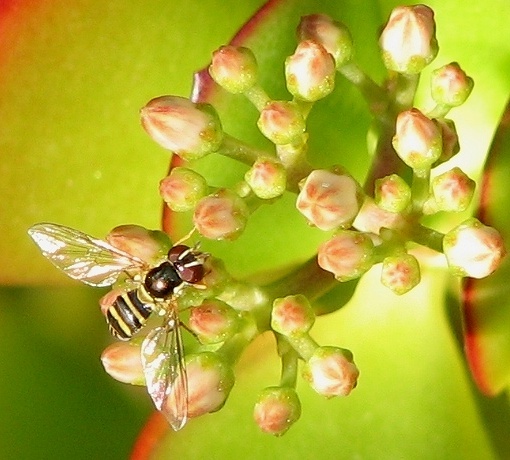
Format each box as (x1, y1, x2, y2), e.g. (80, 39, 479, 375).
(104, 4, 504, 435)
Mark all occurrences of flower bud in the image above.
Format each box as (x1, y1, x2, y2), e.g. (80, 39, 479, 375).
(189, 299, 239, 344)
(379, 4, 438, 74)
(381, 253, 420, 295)
(297, 14, 353, 68)
(160, 167, 208, 212)
(302, 346, 359, 397)
(431, 62, 474, 107)
(193, 189, 249, 240)
(244, 158, 287, 199)
(443, 218, 506, 279)
(106, 225, 170, 264)
(296, 169, 363, 231)
(317, 230, 375, 281)
(434, 118, 460, 165)
(101, 341, 145, 385)
(257, 101, 305, 145)
(392, 108, 442, 170)
(209, 45, 258, 94)
(253, 387, 301, 436)
(181, 352, 235, 418)
(271, 295, 315, 336)
(428, 167, 475, 213)
(285, 40, 336, 101)
(374, 174, 411, 213)
(141, 95, 223, 160)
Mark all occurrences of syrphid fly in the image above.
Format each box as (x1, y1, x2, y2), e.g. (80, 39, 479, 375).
(28, 222, 207, 430)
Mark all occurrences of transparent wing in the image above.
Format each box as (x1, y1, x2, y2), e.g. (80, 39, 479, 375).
(141, 309, 188, 431)
(28, 222, 145, 287)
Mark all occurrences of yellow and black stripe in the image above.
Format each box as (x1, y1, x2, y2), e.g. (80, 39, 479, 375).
(107, 289, 153, 340)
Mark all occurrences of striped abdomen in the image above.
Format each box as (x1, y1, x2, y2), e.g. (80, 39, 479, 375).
(106, 289, 154, 340)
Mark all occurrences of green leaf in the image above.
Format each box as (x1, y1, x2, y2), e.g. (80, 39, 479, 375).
(462, 101, 510, 395)
(0, 0, 265, 285)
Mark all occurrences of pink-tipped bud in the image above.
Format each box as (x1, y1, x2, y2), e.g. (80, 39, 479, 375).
(189, 299, 239, 344)
(101, 342, 145, 385)
(296, 169, 363, 231)
(302, 346, 359, 397)
(379, 4, 438, 74)
(244, 158, 287, 199)
(392, 108, 442, 170)
(257, 101, 305, 145)
(271, 295, 315, 336)
(318, 230, 375, 281)
(106, 225, 171, 264)
(443, 218, 506, 279)
(434, 118, 460, 165)
(425, 167, 475, 213)
(431, 62, 474, 107)
(381, 253, 421, 295)
(209, 45, 258, 94)
(297, 14, 353, 68)
(253, 387, 301, 436)
(141, 95, 223, 160)
(160, 167, 208, 212)
(193, 189, 249, 240)
(183, 352, 235, 418)
(285, 40, 336, 101)
(374, 174, 411, 213)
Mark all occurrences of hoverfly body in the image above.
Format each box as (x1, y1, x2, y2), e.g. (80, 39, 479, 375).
(28, 222, 207, 430)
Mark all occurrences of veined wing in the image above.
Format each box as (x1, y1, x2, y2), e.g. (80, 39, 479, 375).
(28, 223, 146, 287)
(141, 309, 188, 431)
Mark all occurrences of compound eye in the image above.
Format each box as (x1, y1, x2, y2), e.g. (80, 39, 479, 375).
(168, 245, 191, 263)
(179, 264, 204, 284)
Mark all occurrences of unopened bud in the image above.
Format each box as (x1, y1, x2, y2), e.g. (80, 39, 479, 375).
(381, 253, 420, 295)
(374, 174, 411, 213)
(431, 62, 473, 107)
(244, 158, 287, 199)
(193, 189, 249, 240)
(285, 40, 336, 101)
(101, 342, 145, 385)
(141, 95, 223, 160)
(106, 225, 170, 264)
(183, 352, 235, 418)
(425, 167, 475, 213)
(296, 169, 363, 231)
(189, 299, 239, 344)
(272, 295, 315, 336)
(379, 4, 438, 74)
(434, 118, 460, 165)
(302, 346, 359, 397)
(253, 387, 301, 436)
(257, 101, 305, 145)
(317, 230, 375, 281)
(392, 108, 442, 170)
(160, 167, 208, 212)
(443, 218, 506, 279)
(297, 14, 353, 68)
(209, 45, 258, 94)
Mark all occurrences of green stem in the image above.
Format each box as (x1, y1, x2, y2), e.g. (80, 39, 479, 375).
(411, 167, 431, 212)
(392, 72, 420, 110)
(427, 103, 451, 119)
(218, 134, 274, 165)
(243, 84, 271, 111)
(264, 257, 337, 303)
(277, 337, 299, 388)
(338, 62, 389, 118)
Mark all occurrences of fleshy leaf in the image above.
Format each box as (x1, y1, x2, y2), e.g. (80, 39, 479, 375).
(462, 101, 510, 395)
